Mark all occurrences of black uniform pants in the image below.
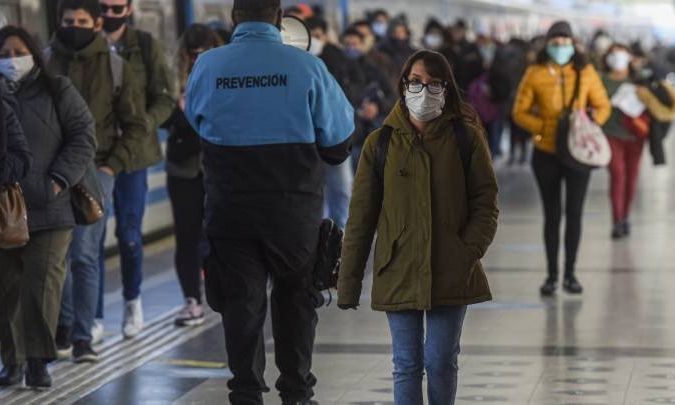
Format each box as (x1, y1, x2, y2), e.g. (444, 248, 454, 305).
(205, 237, 318, 404)
(532, 149, 591, 278)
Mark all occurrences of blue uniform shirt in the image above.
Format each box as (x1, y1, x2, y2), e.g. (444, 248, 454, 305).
(185, 22, 355, 148)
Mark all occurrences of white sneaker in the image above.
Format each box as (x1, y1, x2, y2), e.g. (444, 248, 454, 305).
(91, 319, 104, 345)
(174, 298, 205, 327)
(122, 298, 144, 339)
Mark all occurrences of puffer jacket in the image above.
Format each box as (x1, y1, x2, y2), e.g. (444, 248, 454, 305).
(638, 80, 675, 165)
(512, 62, 611, 154)
(0, 94, 31, 186)
(338, 103, 499, 311)
(5, 71, 96, 232)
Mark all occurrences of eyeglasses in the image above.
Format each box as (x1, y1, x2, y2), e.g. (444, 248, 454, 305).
(404, 80, 446, 95)
(100, 4, 127, 14)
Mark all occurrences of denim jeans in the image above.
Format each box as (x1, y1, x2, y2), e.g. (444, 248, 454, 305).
(386, 306, 468, 405)
(96, 168, 148, 312)
(60, 170, 115, 342)
(323, 157, 353, 230)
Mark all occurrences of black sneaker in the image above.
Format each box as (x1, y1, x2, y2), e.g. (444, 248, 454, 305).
(72, 340, 99, 363)
(0, 364, 25, 386)
(563, 276, 583, 294)
(25, 359, 51, 389)
(55, 324, 72, 359)
(540, 277, 557, 297)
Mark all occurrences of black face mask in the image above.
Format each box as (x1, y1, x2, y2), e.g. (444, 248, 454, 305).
(57, 26, 96, 50)
(103, 16, 128, 33)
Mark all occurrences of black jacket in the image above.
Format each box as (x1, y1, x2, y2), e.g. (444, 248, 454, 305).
(0, 93, 31, 187)
(441, 40, 484, 92)
(4, 72, 96, 231)
(165, 107, 201, 179)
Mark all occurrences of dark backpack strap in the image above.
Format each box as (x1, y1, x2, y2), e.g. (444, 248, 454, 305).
(375, 125, 393, 188)
(451, 120, 472, 176)
(137, 30, 154, 89)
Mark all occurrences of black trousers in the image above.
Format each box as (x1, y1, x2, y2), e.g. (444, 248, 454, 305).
(205, 236, 318, 404)
(167, 174, 206, 303)
(531, 149, 591, 278)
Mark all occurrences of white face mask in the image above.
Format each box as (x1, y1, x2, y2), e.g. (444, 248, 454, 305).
(607, 50, 631, 72)
(424, 33, 444, 50)
(0, 55, 34, 82)
(405, 88, 446, 122)
(372, 21, 388, 37)
(309, 38, 325, 56)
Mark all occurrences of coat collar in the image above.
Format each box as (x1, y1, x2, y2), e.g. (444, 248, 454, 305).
(51, 33, 109, 60)
(232, 22, 282, 44)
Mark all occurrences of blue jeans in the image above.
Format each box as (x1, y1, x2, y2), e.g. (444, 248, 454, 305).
(323, 158, 353, 230)
(96, 169, 148, 316)
(386, 306, 468, 405)
(60, 171, 115, 342)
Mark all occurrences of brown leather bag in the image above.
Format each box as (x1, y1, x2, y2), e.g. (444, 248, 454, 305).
(0, 183, 29, 249)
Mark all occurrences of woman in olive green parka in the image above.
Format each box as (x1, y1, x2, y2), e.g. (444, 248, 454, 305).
(338, 50, 499, 405)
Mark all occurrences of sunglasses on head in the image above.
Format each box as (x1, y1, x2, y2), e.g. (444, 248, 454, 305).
(100, 4, 127, 14)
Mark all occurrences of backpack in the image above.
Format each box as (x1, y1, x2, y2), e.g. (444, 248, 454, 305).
(136, 30, 154, 91)
(374, 120, 473, 194)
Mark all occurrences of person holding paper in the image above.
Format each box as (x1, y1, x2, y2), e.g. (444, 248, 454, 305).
(601, 44, 647, 239)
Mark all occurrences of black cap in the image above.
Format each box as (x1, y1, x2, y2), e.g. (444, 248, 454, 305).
(546, 21, 573, 40)
(233, 0, 280, 10)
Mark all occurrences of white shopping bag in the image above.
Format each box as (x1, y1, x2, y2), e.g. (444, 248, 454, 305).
(568, 110, 612, 168)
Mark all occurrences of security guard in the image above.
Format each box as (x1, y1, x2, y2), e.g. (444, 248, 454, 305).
(184, 1, 354, 404)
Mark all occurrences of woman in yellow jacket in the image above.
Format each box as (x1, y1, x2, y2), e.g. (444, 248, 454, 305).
(513, 21, 611, 296)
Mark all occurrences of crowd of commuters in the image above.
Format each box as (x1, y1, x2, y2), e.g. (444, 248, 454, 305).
(0, 0, 674, 403)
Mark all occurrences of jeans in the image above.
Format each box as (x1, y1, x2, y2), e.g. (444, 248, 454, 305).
(607, 137, 645, 223)
(96, 169, 148, 314)
(531, 149, 591, 278)
(60, 170, 115, 342)
(323, 157, 353, 230)
(386, 306, 468, 405)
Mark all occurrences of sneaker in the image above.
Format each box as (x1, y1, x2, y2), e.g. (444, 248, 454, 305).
(611, 222, 625, 240)
(623, 221, 631, 236)
(55, 324, 72, 359)
(0, 364, 25, 386)
(91, 319, 104, 345)
(72, 340, 99, 363)
(174, 298, 205, 327)
(123, 298, 144, 339)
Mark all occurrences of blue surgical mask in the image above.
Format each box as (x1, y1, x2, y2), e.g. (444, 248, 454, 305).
(372, 21, 388, 37)
(547, 44, 575, 66)
(344, 47, 364, 60)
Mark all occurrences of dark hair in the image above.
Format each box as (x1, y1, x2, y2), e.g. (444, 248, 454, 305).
(57, 0, 101, 21)
(178, 23, 222, 87)
(398, 50, 476, 120)
(305, 17, 327, 33)
(601, 43, 631, 72)
(351, 19, 370, 29)
(233, 7, 279, 25)
(369, 9, 388, 21)
(536, 41, 589, 69)
(341, 27, 364, 42)
(0, 26, 59, 96)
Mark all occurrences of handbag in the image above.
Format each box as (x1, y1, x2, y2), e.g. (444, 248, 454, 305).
(71, 161, 105, 225)
(555, 67, 612, 171)
(0, 183, 29, 249)
(312, 219, 343, 306)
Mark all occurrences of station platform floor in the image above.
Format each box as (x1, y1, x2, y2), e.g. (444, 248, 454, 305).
(2, 141, 675, 405)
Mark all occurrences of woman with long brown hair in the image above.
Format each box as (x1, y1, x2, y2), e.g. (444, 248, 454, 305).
(338, 50, 499, 405)
(165, 24, 222, 327)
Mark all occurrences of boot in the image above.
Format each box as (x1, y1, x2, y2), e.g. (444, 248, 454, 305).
(0, 364, 25, 386)
(540, 275, 557, 297)
(25, 358, 51, 388)
(563, 275, 583, 294)
(611, 222, 625, 240)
